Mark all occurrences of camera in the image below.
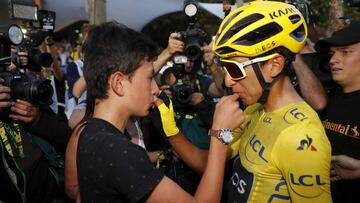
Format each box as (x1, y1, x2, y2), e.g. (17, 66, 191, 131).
(179, 0, 208, 60)
(179, 27, 207, 60)
(0, 9, 53, 119)
(7, 2, 56, 72)
(161, 56, 198, 110)
(0, 69, 53, 106)
(17, 39, 53, 72)
(170, 79, 196, 108)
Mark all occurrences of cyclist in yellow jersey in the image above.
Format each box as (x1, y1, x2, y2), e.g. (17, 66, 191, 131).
(155, 1, 332, 202)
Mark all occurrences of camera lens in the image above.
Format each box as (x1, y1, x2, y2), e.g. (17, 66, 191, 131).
(174, 85, 192, 104)
(12, 79, 53, 105)
(29, 80, 53, 105)
(185, 44, 201, 60)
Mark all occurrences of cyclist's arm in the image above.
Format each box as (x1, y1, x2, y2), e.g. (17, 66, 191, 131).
(272, 123, 332, 203)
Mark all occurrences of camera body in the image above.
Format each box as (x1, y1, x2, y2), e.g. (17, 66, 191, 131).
(161, 55, 198, 110)
(179, 27, 207, 60)
(0, 69, 53, 106)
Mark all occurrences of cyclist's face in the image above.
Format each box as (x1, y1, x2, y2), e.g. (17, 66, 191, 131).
(224, 56, 263, 105)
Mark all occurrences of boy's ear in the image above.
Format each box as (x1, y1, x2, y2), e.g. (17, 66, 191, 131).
(269, 55, 285, 77)
(110, 71, 127, 96)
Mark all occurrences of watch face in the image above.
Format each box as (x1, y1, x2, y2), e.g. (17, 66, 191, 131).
(221, 130, 234, 144)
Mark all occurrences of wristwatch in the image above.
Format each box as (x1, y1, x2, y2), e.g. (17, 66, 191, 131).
(210, 128, 234, 145)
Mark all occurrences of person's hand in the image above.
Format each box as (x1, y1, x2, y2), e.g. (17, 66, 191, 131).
(166, 33, 184, 55)
(160, 85, 173, 99)
(9, 99, 40, 124)
(331, 155, 360, 181)
(212, 94, 244, 130)
(202, 43, 215, 66)
(190, 92, 205, 106)
(154, 97, 179, 137)
(0, 80, 12, 109)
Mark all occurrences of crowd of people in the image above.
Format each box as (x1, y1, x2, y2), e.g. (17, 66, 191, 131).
(0, 0, 359, 202)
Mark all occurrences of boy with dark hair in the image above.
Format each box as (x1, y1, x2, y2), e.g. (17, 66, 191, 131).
(76, 21, 243, 202)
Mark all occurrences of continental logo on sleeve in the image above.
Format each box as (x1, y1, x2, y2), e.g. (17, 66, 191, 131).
(322, 119, 359, 139)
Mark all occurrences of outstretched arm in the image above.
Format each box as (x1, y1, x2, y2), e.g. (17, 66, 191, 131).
(148, 94, 244, 203)
(153, 33, 184, 74)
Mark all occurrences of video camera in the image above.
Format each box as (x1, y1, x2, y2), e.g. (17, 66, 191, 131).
(179, 0, 208, 60)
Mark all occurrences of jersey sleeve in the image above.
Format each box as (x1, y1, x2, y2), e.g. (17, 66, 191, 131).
(271, 119, 332, 203)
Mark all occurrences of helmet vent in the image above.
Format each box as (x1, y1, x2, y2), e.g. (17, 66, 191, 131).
(289, 15, 301, 24)
(233, 22, 282, 46)
(219, 13, 264, 46)
(290, 24, 306, 42)
(216, 47, 239, 56)
(220, 11, 244, 34)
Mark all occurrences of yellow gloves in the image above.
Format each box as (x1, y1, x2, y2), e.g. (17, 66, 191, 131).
(157, 99, 180, 137)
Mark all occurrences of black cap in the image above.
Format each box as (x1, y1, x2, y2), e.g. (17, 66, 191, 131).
(315, 20, 360, 53)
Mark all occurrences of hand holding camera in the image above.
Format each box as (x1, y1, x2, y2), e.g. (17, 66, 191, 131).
(0, 79, 12, 109)
(1, 79, 40, 123)
(202, 43, 215, 66)
(9, 99, 40, 124)
(167, 33, 185, 55)
(190, 92, 205, 106)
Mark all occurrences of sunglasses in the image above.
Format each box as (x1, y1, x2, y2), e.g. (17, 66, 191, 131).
(219, 53, 279, 80)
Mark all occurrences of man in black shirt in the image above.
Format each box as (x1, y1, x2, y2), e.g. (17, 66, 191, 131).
(315, 20, 360, 203)
(295, 20, 360, 202)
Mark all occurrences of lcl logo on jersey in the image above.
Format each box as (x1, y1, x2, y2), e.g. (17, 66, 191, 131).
(244, 134, 269, 164)
(288, 172, 326, 198)
(283, 107, 308, 124)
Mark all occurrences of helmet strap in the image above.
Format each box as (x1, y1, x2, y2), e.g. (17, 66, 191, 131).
(252, 63, 281, 104)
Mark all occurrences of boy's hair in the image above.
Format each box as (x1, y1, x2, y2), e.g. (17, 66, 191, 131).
(83, 21, 159, 101)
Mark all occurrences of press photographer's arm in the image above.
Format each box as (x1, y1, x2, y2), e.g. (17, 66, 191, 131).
(43, 36, 64, 82)
(153, 33, 184, 74)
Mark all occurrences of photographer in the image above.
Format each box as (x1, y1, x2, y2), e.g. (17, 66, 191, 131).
(0, 29, 72, 201)
(0, 77, 72, 202)
(41, 36, 67, 120)
(161, 54, 215, 150)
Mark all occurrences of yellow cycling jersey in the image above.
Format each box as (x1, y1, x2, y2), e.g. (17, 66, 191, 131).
(224, 101, 332, 203)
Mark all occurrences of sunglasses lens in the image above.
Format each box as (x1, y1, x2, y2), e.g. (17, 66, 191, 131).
(221, 61, 245, 79)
